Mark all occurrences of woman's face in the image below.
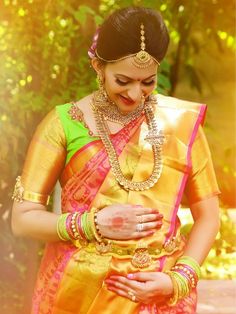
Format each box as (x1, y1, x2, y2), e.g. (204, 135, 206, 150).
(101, 57, 158, 114)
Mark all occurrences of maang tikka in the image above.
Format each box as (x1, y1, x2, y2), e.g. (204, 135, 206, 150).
(132, 23, 157, 68)
(95, 23, 160, 68)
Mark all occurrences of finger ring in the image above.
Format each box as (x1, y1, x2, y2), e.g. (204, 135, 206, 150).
(128, 290, 136, 302)
(136, 223, 144, 232)
(137, 215, 144, 223)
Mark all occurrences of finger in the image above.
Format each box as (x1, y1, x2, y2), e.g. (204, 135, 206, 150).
(133, 230, 156, 239)
(136, 221, 162, 231)
(136, 213, 163, 223)
(106, 285, 138, 302)
(105, 279, 130, 292)
(105, 279, 142, 298)
(134, 207, 158, 215)
(108, 276, 145, 291)
(126, 272, 157, 282)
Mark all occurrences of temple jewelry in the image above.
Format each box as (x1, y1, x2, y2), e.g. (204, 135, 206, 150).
(128, 290, 136, 302)
(137, 215, 144, 223)
(132, 23, 156, 68)
(95, 23, 160, 67)
(12, 176, 50, 205)
(12, 176, 24, 203)
(97, 72, 104, 89)
(92, 91, 164, 191)
(136, 223, 144, 232)
(92, 88, 145, 126)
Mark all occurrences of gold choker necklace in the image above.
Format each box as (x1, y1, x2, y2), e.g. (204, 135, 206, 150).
(92, 91, 164, 191)
(92, 89, 145, 126)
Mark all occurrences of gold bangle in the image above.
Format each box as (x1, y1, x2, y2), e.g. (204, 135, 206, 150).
(23, 191, 50, 205)
(90, 207, 104, 242)
(165, 271, 179, 306)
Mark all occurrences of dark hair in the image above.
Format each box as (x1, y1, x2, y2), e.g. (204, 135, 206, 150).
(96, 7, 169, 63)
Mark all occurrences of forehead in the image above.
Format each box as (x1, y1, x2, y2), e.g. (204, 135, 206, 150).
(104, 57, 158, 79)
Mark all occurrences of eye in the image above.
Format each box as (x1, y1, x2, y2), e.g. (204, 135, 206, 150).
(115, 78, 129, 86)
(142, 80, 155, 86)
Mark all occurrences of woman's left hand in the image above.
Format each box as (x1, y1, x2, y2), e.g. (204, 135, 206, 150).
(105, 272, 173, 305)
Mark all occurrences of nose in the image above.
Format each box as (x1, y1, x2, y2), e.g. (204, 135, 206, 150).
(127, 83, 144, 102)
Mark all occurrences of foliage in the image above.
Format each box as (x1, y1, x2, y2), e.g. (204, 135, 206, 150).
(181, 209, 236, 279)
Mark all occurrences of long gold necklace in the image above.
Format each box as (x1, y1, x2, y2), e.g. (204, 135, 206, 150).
(92, 91, 165, 191)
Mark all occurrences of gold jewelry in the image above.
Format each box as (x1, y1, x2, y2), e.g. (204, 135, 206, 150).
(92, 92, 164, 191)
(137, 215, 144, 223)
(92, 88, 145, 126)
(97, 72, 104, 89)
(12, 176, 50, 205)
(12, 176, 25, 203)
(136, 223, 144, 232)
(128, 290, 136, 302)
(132, 23, 155, 69)
(95, 23, 160, 68)
(131, 242, 152, 268)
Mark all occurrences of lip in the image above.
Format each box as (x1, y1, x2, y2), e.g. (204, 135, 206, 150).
(119, 95, 135, 106)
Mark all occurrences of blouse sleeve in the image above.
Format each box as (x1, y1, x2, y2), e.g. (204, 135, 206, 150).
(20, 108, 66, 205)
(185, 125, 220, 205)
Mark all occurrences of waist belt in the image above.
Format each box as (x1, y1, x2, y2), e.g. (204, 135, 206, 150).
(74, 235, 183, 269)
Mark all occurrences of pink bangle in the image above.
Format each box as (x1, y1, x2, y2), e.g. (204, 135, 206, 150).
(77, 214, 87, 240)
(66, 213, 75, 240)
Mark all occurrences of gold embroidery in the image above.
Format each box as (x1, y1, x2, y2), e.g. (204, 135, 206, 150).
(68, 102, 94, 136)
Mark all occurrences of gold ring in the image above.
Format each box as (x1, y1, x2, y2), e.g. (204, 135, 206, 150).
(138, 215, 144, 223)
(136, 223, 144, 232)
(128, 290, 136, 302)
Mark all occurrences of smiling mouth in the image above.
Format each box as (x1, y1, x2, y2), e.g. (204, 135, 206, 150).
(119, 95, 135, 106)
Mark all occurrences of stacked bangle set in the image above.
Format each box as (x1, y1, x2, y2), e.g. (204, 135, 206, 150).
(57, 207, 103, 243)
(165, 255, 201, 305)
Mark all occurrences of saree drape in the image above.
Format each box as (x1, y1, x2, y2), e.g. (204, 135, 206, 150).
(20, 95, 220, 314)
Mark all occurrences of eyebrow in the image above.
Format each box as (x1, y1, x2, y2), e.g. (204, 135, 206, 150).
(115, 74, 157, 80)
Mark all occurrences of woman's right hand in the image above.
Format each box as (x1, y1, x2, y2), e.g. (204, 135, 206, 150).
(96, 204, 163, 240)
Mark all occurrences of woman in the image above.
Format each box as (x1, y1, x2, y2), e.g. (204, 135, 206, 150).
(11, 6, 220, 314)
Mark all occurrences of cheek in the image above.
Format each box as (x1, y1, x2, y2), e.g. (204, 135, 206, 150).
(144, 85, 156, 96)
(105, 81, 124, 96)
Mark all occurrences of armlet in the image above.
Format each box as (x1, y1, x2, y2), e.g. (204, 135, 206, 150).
(12, 176, 50, 206)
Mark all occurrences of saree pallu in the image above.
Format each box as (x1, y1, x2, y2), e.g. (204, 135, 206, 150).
(31, 96, 219, 314)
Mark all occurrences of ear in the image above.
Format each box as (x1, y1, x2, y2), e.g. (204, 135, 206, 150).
(91, 58, 104, 74)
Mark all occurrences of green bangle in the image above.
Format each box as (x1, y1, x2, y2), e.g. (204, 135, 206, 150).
(81, 212, 94, 241)
(57, 213, 70, 241)
(177, 256, 201, 278)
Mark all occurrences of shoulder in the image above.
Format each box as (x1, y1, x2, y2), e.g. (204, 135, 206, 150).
(155, 94, 207, 127)
(156, 94, 206, 113)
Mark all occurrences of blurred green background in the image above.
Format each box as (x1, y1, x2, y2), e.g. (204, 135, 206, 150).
(0, 0, 235, 313)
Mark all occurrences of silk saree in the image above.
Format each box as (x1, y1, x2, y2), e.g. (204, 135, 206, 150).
(20, 94, 220, 314)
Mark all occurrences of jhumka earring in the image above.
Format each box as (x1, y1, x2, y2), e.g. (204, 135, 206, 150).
(97, 72, 104, 90)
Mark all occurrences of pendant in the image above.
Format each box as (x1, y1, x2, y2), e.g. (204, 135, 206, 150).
(95, 241, 112, 254)
(131, 247, 152, 268)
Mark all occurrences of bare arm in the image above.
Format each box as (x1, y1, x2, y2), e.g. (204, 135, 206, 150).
(11, 201, 60, 242)
(11, 201, 163, 242)
(183, 195, 220, 265)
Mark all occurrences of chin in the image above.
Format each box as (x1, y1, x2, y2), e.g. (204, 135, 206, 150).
(118, 103, 138, 114)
